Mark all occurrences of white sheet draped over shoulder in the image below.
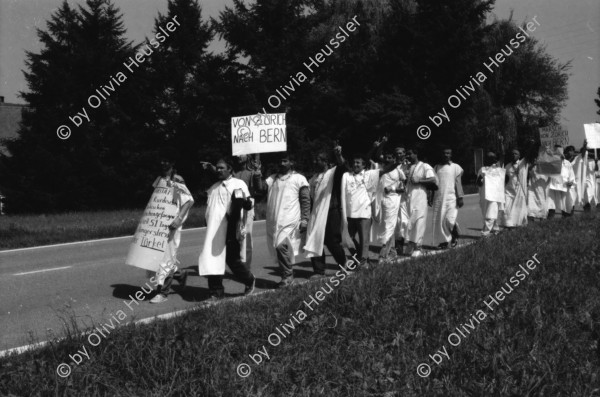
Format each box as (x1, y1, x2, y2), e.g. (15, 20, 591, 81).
(432, 163, 463, 245)
(501, 160, 528, 227)
(198, 177, 250, 276)
(304, 166, 353, 258)
(266, 173, 309, 264)
(371, 167, 404, 245)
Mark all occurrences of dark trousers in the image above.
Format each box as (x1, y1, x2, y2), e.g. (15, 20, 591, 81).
(311, 208, 347, 274)
(347, 217, 371, 261)
(159, 270, 184, 296)
(207, 221, 254, 296)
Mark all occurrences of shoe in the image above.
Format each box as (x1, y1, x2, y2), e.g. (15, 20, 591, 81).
(149, 294, 168, 304)
(177, 270, 188, 290)
(277, 278, 295, 288)
(438, 242, 449, 250)
(411, 249, 423, 257)
(244, 276, 256, 295)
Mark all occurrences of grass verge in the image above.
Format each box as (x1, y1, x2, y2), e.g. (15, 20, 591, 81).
(1, 214, 598, 396)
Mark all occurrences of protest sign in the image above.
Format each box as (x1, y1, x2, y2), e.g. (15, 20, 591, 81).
(584, 123, 600, 149)
(126, 178, 178, 271)
(537, 147, 562, 175)
(539, 125, 569, 148)
(231, 113, 287, 156)
(483, 167, 506, 203)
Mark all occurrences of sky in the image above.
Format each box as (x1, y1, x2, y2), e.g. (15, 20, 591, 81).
(0, 0, 598, 146)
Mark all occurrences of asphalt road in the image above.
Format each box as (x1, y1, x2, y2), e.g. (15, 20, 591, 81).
(0, 195, 484, 352)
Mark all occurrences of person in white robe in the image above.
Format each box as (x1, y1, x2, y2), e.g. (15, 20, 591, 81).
(477, 151, 505, 237)
(527, 160, 549, 221)
(501, 148, 528, 228)
(572, 142, 599, 211)
(304, 145, 352, 277)
(372, 150, 406, 260)
(432, 148, 464, 249)
(405, 147, 437, 257)
(564, 146, 578, 214)
(198, 159, 256, 298)
(393, 147, 411, 255)
(266, 154, 310, 288)
(547, 146, 575, 218)
(149, 159, 194, 304)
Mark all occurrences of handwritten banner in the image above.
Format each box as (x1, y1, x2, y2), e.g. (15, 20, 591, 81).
(539, 124, 568, 148)
(125, 178, 178, 271)
(231, 113, 287, 156)
(584, 123, 600, 149)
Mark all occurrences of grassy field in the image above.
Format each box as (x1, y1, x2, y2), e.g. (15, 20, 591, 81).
(1, 214, 598, 396)
(0, 203, 267, 250)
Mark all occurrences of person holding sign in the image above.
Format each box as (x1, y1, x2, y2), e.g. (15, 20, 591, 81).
(304, 143, 351, 277)
(564, 146, 579, 214)
(198, 159, 256, 298)
(149, 160, 194, 304)
(404, 147, 437, 257)
(547, 146, 575, 218)
(432, 148, 464, 249)
(572, 141, 599, 211)
(266, 154, 310, 288)
(477, 151, 505, 237)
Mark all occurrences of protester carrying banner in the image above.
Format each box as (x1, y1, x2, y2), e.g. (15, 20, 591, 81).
(547, 146, 575, 218)
(148, 159, 194, 303)
(266, 153, 310, 287)
(198, 159, 256, 298)
(477, 151, 505, 237)
(304, 144, 352, 277)
(393, 147, 411, 255)
(432, 148, 464, 249)
(405, 147, 437, 257)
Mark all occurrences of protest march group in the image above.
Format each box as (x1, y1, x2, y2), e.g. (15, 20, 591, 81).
(125, 117, 600, 304)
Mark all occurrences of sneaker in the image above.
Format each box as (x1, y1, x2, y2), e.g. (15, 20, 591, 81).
(177, 270, 188, 290)
(244, 276, 256, 296)
(411, 249, 423, 257)
(150, 294, 168, 304)
(277, 278, 295, 288)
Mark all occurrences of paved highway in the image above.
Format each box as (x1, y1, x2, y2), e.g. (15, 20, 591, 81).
(0, 195, 484, 352)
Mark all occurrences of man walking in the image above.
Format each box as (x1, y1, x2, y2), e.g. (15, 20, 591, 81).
(432, 148, 464, 249)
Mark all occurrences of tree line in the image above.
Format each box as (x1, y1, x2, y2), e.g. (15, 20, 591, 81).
(0, 0, 570, 212)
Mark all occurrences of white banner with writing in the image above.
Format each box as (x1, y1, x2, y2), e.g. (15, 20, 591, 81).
(584, 123, 600, 149)
(125, 178, 178, 271)
(231, 113, 287, 155)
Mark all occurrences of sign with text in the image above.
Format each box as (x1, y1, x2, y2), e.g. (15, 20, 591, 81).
(483, 167, 506, 203)
(231, 113, 287, 156)
(539, 125, 568, 148)
(584, 123, 600, 149)
(125, 178, 178, 271)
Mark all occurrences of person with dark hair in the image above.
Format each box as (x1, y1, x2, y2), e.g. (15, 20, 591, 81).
(547, 145, 575, 218)
(404, 147, 437, 256)
(304, 143, 352, 277)
(432, 148, 463, 249)
(149, 159, 194, 304)
(477, 151, 504, 237)
(527, 157, 549, 221)
(393, 146, 411, 255)
(500, 148, 528, 228)
(266, 153, 310, 287)
(572, 140, 599, 211)
(564, 145, 578, 214)
(198, 159, 256, 298)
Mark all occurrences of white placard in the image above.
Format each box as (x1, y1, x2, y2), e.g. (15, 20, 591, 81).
(231, 113, 287, 156)
(539, 125, 569, 148)
(584, 123, 600, 149)
(483, 167, 506, 203)
(125, 178, 178, 271)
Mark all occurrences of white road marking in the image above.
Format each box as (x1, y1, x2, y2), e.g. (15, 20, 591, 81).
(13, 266, 72, 276)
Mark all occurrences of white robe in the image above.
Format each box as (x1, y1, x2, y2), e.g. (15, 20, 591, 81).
(572, 153, 597, 206)
(547, 159, 575, 211)
(198, 177, 250, 276)
(432, 163, 463, 245)
(371, 167, 405, 245)
(501, 160, 528, 227)
(478, 165, 505, 219)
(406, 162, 435, 245)
(527, 166, 549, 219)
(304, 167, 353, 258)
(266, 172, 309, 264)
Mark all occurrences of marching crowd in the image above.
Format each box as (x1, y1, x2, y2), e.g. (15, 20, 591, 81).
(145, 138, 599, 303)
